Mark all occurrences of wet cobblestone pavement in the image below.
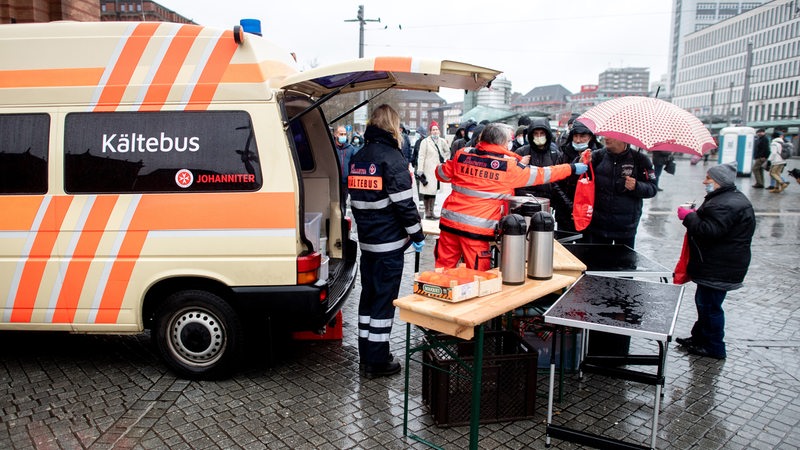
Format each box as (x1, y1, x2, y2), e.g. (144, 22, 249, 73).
(2, 156, 799, 449)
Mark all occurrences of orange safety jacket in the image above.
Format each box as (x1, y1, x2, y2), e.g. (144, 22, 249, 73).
(435, 142, 575, 240)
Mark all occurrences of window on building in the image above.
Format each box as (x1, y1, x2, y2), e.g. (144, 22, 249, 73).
(0, 114, 50, 194)
(64, 111, 262, 193)
(410, 111, 417, 119)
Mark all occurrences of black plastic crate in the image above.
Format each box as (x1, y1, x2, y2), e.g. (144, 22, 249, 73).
(421, 330, 537, 427)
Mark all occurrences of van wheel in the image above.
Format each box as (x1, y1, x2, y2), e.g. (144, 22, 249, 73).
(153, 290, 242, 379)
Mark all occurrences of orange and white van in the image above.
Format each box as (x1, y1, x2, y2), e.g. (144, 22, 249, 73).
(0, 20, 498, 378)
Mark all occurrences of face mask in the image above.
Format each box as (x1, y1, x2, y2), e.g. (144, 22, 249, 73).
(508, 141, 514, 150)
(467, 132, 473, 140)
(337, 136, 347, 144)
(533, 136, 547, 146)
(705, 183, 715, 193)
(430, 133, 439, 140)
(573, 142, 589, 151)
(516, 136, 524, 145)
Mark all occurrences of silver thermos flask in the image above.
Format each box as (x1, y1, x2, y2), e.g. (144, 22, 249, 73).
(527, 211, 554, 280)
(499, 214, 527, 285)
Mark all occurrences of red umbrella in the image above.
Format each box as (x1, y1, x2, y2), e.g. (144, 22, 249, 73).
(577, 96, 716, 156)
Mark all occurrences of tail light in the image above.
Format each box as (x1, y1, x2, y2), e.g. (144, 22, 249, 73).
(297, 252, 321, 285)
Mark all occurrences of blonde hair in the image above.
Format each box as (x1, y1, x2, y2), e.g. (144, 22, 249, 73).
(368, 104, 401, 148)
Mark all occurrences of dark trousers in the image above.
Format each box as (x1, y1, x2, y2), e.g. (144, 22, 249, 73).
(691, 284, 727, 357)
(358, 250, 404, 364)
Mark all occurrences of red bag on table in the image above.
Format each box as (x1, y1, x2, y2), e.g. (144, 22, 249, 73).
(572, 150, 594, 231)
(673, 233, 691, 284)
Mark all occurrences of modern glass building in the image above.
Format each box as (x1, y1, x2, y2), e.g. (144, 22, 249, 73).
(672, 0, 800, 133)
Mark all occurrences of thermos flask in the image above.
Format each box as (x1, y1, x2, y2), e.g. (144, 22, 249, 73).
(499, 214, 527, 285)
(510, 199, 541, 261)
(527, 211, 554, 280)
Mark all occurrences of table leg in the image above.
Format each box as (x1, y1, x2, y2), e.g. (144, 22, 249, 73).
(545, 325, 558, 447)
(403, 323, 411, 437)
(468, 325, 484, 450)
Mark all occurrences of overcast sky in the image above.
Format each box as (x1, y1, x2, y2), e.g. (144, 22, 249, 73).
(156, 0, 674, 103)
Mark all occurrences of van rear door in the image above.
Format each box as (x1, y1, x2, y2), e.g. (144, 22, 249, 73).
(278, 57, 500, 101)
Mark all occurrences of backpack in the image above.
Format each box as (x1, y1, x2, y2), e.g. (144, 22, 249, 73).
(781, 141, 793, 160)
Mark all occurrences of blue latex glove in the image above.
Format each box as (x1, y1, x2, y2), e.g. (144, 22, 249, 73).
(411, 240, 425, 252)
(677, 206, 695, 220)
(574, 163, 588, 175)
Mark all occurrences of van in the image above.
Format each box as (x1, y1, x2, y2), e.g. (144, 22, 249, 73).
(0, 21, 498, 378)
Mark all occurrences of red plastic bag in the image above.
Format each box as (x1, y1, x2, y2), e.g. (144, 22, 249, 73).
(673, 233, 691, 284)
(572, 150, 594, 231)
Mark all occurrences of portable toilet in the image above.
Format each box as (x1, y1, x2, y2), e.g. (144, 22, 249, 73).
(718, 127, 755, 175)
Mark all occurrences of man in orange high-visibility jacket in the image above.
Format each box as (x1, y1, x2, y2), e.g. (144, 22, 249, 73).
(434, 123, 587, 270)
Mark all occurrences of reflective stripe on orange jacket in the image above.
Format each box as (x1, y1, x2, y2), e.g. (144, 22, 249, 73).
(435, 142, 574, 239)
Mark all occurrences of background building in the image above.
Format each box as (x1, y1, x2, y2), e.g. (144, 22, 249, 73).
(667, 0, 769, 97)
(598, 67, 651, 97)
(1, 0, 193, 24)
(672, 0, 800, 135)
(100, 0, 194, 23)
(396, 90, 446, 132)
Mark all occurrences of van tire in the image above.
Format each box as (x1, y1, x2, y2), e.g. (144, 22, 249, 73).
(153, 290, 243, 380)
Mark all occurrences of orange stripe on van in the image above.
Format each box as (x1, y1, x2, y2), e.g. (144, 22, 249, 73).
(94, 192, 295, 323)
(94, 230, 147, 324)
(52, 196, 119, 324)
(94, 22, 161, 112)
(0, 68, 104, 89)
(220, 63, 268, 84)
(374, 57, 413, 72)
(140, 25, 203, 111)
(10, 196, 73, 323)
(129, 192, 296, 230)
(0, 196, 45, 230)
(185, 31, 239, 111)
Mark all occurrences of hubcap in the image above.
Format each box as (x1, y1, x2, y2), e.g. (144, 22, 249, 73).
(169, 309, 224, 366)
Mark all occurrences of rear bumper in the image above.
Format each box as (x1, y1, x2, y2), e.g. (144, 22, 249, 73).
(231, 242, 358, 330)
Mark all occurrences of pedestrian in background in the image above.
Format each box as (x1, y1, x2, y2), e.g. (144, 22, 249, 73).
(675, 161, 755, 359)
(559, 121, 602, 232)
(416, 121, 449, 219)
(513, 118, 573, 232)
(334, 125, 357, 201)
(751, 128, 770, 188)
(434, 123, 586, 270)
(651, 151, 673, 192)
(348, 104, 425, 379)
(768, 131, 789, 193)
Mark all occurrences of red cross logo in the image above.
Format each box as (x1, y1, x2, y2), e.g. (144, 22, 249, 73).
(175, 169, 193, 188)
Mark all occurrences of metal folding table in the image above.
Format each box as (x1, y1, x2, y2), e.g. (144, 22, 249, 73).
(543, 274, 685, 450)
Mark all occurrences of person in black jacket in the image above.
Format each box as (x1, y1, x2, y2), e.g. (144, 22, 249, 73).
(348, 104, 425, 378)
(514, 118, 573, 232)
(559, 121, 602, 232)
(675, 161, 755, 359)
(581, 137, 658, 248)
(751, 128, 770, 188)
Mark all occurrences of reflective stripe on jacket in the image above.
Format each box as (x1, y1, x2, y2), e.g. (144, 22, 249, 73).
(435, 143, 574, 239)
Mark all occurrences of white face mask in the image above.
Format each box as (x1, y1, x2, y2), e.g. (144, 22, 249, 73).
(533, 136, 547, 146)
(516, 136, 524, 145)
(507, 141, 514, 150)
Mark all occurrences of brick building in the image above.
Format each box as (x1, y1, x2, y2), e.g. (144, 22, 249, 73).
(1, 0, 192, 24)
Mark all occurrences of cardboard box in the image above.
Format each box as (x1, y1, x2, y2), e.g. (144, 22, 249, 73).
(414, 266, 503, 302)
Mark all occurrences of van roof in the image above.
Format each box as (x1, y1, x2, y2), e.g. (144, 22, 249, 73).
(0, 21, 300, 109)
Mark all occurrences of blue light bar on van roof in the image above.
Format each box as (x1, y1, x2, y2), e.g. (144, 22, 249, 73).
(240, 18, 262, 36)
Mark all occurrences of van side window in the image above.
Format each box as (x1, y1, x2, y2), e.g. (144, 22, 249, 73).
(289, 119, 315, 172)
(64, 111, 262, 193)
(0, 113, 49, 194)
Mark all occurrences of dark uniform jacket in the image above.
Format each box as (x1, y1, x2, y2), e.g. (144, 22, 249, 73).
(683, 186, 755, 288)
(587, 147, 658, 239)
(348, 126, 423, 255)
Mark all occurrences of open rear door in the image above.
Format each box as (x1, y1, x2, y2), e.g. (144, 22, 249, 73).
(279, 57, 500, 100)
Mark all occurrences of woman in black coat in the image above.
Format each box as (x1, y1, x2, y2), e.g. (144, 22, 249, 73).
(675, 161, 756, 359)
